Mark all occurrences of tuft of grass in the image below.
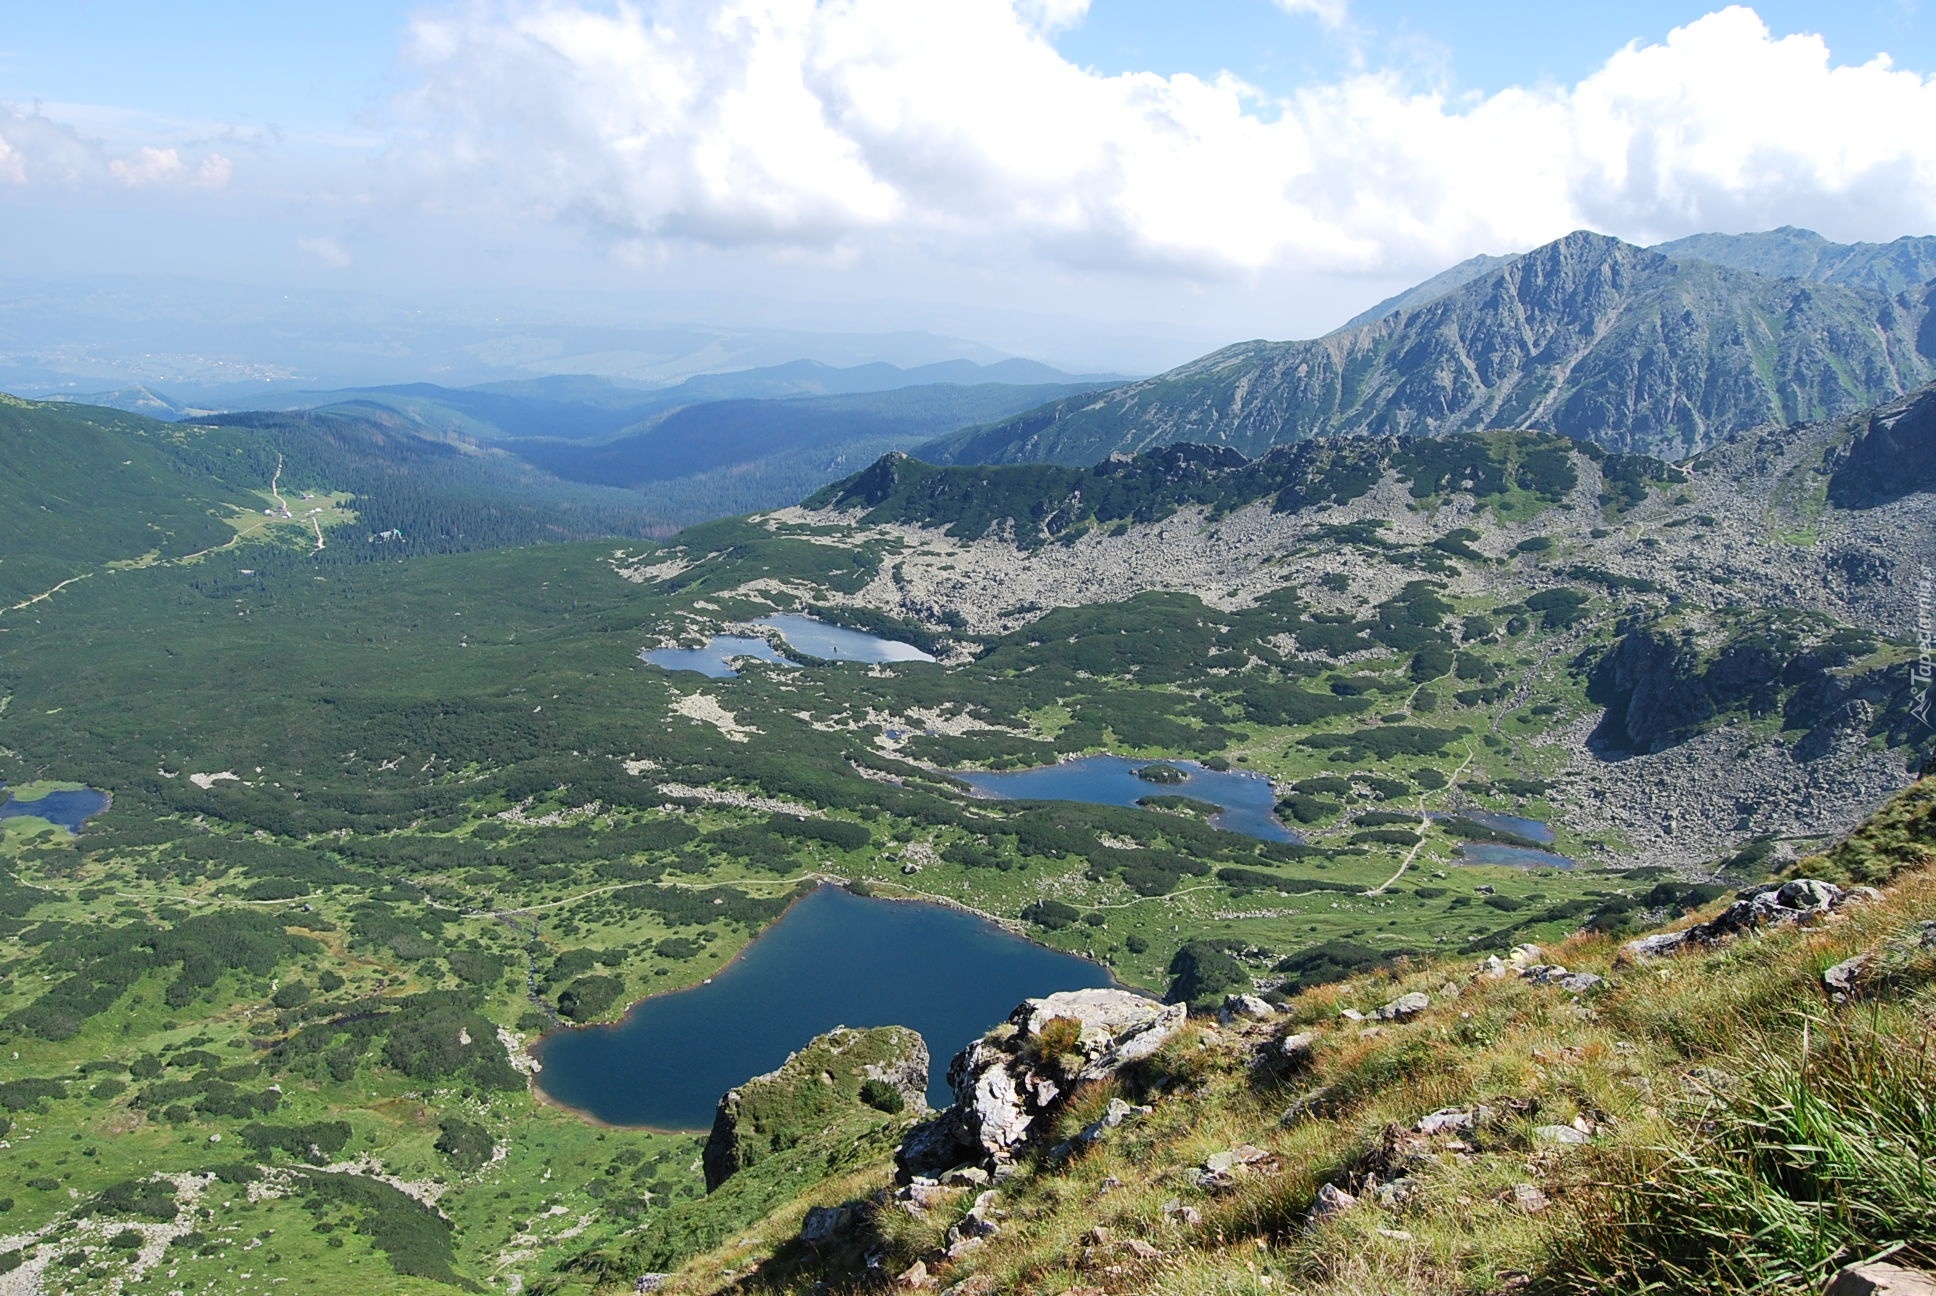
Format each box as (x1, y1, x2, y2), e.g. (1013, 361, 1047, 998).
(1556, 1017, 1936, 1294)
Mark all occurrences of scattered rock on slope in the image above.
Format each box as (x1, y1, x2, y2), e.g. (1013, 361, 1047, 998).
(1622, 879, 1874, 960)
(897, 989, 1185, 1180)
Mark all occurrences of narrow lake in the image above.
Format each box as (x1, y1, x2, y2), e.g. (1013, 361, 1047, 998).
(532, 885, 1115, 1129)
(953, 754, 1298, 843)
(754, 614, 936, 664)
(0, 784, 110, 834)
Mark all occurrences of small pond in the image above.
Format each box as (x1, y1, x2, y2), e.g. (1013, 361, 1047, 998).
(640, 636, 795, 678)
(0, 784, 111, 834)
(1449, 811, 1557, 845)
(532, 885, 1115, 1129)
(754, 614, 936, 664)
(952, 754, 1298, 843)
(1458, 842, 1576, 870)
(1431, 808, 1573, 868)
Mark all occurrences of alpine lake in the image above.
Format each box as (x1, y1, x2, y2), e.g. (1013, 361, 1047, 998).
(640, 613, 936, 678)
(953, 754, 1299, 843)
(532, 884, 1114, 1129)
(0, 783, 111, 833)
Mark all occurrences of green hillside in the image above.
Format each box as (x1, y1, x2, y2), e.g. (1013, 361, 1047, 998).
(0, 395, 273, 606)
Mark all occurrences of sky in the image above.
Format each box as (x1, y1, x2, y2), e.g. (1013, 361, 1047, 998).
(3, 0, 1935, 375)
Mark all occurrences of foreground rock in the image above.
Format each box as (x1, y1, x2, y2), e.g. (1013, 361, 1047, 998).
(705, 1025, 928, 1191)
(1824, 1262, 1936, 1296)
(897, 989, 1184, 1180)
(1623, 880, 1873, 960)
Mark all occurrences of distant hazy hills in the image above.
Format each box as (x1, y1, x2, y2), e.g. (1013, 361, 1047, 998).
(265, 360, 1123, 529)
(41, 384, 214, 421)
(516, 383, 1109, 487)
(280, 357, 1119, 444)
(9, 357, 1130, 547)
(930, 229, 1936, 466)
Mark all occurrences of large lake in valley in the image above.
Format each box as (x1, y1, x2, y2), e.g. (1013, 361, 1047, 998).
(0, 784, 110, 833)
(531, 884, 1115, 1129)
(952, 755, 1298, 843)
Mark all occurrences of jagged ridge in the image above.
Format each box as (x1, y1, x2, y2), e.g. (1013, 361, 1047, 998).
(925, 231, 1936, 466)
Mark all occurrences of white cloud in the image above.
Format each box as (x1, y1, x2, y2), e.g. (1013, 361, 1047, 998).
(193, 154, 234, 188)
(1272, 0, 1351, 28)
(0, 105, 102, 185)
(0, 102, 239, 191)
(396, 3, 1936, 278)
(109, 145, 185, 186)
(298, 235, 353, 268)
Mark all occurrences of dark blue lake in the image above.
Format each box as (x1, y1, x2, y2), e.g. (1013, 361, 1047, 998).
(640, 636, 794, 678)
(532, 885, 1114, 1129)
(755, 614, 936, 664)
(953, 755, 1298, 843)
(0, 785, 110, 834)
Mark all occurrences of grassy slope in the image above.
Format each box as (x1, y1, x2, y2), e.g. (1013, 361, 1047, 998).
(633, 789, 1936, 1296)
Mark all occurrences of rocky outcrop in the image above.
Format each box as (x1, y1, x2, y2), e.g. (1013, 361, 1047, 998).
(1827, 384, 1936, 508)
(1623, 879, 1875, 960)
(705, 1025, 928, 1192)
(896, 989, 1185, 1181)
(1583, 613, 1913, 756)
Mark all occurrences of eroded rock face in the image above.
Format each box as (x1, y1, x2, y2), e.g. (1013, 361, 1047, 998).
(705, 1024, 929, 1192)
(896, 989, 1185, 1180)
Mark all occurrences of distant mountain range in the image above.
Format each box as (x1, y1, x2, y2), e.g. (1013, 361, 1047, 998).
(928, 228, 1936, 466)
